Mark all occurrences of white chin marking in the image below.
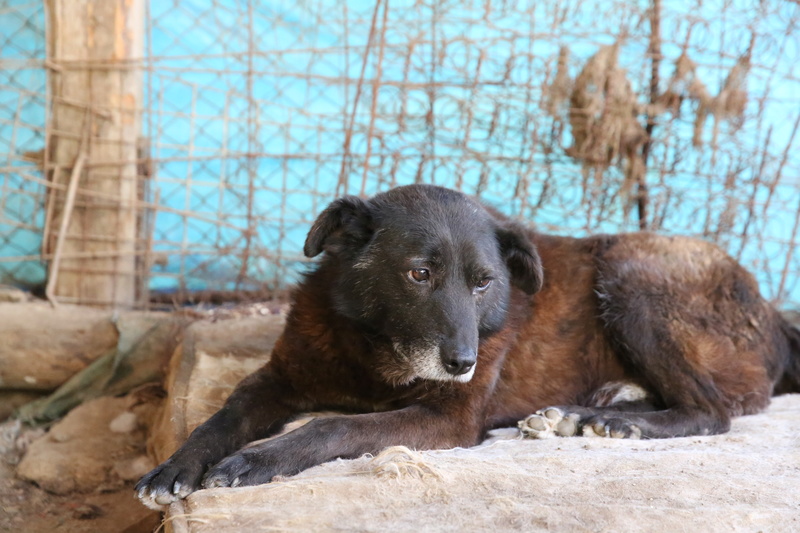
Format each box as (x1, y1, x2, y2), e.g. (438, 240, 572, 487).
(416, 363, 475, 383)
(454, 364, 476, 383)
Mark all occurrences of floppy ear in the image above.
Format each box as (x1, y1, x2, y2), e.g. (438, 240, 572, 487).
(303, 196, 373, 257)
(495, 223, 544, 294)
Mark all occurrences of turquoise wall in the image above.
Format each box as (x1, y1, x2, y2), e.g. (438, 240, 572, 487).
(0, 0, 47, 287)
(1, 0, 798, 306)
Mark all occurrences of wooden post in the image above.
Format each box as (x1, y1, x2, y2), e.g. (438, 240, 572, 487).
(45, 0, 144, 308)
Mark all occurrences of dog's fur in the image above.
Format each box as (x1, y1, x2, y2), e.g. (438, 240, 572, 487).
(137, 184, 800, 508)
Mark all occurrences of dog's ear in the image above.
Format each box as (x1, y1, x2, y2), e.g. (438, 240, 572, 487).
(304, 196, 373, 257)
(496, 223, 544, 294)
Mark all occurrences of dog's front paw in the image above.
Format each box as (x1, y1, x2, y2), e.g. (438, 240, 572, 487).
(203, 450, 276, 489)
(135, 456, 207, 510)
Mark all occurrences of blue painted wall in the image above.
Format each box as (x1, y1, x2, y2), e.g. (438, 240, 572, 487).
(0, 1, 798, 306)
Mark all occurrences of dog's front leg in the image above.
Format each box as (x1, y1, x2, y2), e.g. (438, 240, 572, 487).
(203, 405, 479, 489)
(136, 368, 299, 507)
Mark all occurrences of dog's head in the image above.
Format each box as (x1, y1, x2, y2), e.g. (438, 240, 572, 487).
(304, 185, 543, 385)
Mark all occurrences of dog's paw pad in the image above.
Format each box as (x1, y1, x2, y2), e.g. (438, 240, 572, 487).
(542, 407, 564, 421)
(519, 412, 556, 439)
(581, 421, 607, 438)
(581, 417, 642, 439)
(519, 407, 579, 438)
(520, 414, 548, 432)
(555, 415, 579, 437)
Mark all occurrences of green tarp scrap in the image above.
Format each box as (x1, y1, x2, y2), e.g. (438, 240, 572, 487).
(16, 313, 192, 424)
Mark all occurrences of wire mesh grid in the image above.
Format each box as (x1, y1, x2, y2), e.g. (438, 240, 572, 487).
(0, 0, 47, 287)
(0, 0, 799, 307)
(142, 0, 800, 306)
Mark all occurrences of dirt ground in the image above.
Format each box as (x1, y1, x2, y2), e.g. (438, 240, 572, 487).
(0, 404, 162, 533)
(0, 466, 160, 533)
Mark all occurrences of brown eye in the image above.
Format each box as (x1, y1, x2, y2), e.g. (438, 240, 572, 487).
(408, 268, 430, 283)
(475, 277, 493, 291)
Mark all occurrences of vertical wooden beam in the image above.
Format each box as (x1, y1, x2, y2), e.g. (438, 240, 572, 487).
(45, 0, 144, 308)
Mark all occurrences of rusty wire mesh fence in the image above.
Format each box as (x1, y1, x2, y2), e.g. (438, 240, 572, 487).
(0, 0, 799, 308)
(0, 0, 46, 287)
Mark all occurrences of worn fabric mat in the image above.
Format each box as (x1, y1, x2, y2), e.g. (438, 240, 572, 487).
(156, 316, 800, 533)
(165, 395, 800, 533)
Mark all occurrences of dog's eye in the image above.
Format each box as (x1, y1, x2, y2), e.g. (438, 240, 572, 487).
(475, 277, 493, 291)
(408, 268, 430, 283)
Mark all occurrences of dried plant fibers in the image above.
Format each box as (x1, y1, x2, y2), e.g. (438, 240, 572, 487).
(564, 42, 646, 213)
(659, 47, 750, 147)
(554, 41, 752, 219)
(544, 45, 571, 117)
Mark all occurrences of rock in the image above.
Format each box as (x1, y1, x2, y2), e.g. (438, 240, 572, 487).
(16, 395, 159, 494)
(109, 411, 138, 433)
(0, 303, 119, 391)
(0, 419, 46, 466)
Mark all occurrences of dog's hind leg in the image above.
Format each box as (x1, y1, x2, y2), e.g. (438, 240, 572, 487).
(518, 380, 718, 439)
(519, 403, 728, 439)
(523, 234, 781, 440)
(518, 321, 736, 438)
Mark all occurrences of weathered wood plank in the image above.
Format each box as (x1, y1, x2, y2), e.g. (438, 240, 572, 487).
(45, 0, 145, 308)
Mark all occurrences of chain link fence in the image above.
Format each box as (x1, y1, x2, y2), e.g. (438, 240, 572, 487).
(0, 0, 47, 288)
(1, 0, 799, 307)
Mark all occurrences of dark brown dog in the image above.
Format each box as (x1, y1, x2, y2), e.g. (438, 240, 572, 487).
(137, 184, 800, 508)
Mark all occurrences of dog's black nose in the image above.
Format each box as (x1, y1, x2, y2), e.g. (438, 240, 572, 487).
(442, 351, 476, 376)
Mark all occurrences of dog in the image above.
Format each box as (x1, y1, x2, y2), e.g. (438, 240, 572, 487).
(137, 184, 800, 508)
